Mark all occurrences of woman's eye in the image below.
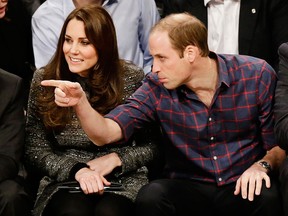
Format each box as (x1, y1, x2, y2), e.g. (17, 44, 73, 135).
(64, 38, 72, 43)
(81, 41, 90, 45)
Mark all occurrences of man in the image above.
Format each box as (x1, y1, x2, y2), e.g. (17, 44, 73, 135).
(0, 0, 35, 107)
(274, 42, 288, 216)
(41, 13, 285, 215)
(0, 68, 32, 216)
(162, 0, 288, 70)
(32, 0, 160, 73)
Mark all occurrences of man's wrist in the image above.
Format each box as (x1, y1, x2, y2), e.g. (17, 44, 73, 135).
(257, 160, 272, 172)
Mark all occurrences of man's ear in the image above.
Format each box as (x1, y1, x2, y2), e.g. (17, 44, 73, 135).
(184, 45, 197, 62)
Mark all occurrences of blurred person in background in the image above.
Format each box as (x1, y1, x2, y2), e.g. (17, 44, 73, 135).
(162, 0, 288, 70)
(0, 68, 32, 216)
(0, 0, 35, 108)
(32, 0, 160, 74)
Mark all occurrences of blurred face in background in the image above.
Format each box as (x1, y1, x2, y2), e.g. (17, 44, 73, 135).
(0, 0, 8, 19)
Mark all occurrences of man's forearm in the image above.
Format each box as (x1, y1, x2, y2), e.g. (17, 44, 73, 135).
(74, 95, 123, 145)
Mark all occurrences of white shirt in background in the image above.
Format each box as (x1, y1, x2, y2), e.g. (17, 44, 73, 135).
(205, 0, 240, 54)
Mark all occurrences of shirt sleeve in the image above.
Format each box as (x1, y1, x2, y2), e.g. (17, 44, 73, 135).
(32, 5, 64, 68)
(139, 0, 160, 73)
(25, 70, 80, 182)
(257, 60, 278, 150)
(105, 74, 159, 141)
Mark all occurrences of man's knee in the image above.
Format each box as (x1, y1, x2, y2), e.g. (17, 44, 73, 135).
(0, 180, 24, 203)
(280, 159, 288, 183)
(136, 180, 168, 204)
(251, 179, 283, 215)
(0, 179, 31, 216)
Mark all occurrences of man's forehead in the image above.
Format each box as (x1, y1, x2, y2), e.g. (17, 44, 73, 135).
(149, 30, 170, 44)
(149, 34, 174, 56)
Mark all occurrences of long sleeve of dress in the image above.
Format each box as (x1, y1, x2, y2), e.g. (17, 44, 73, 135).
(25, 70, 80, 182)
(109, 126, 162, 177)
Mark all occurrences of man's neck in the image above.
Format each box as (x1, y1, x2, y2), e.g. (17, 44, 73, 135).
(73, 0, 104, 7)
(191, 57, 218, 107)
(188, 57, 218, 92)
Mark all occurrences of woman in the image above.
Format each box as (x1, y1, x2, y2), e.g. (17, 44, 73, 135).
(25, 5, 159, 216)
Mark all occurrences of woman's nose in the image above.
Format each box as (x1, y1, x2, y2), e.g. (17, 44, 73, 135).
(70, 43, 80, 54)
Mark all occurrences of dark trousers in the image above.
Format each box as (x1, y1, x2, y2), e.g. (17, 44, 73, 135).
(43, 190, 134, 216)
(0, 178, 32, 216)
(279, 158, 288, 216)
(136, 178, 282, 216)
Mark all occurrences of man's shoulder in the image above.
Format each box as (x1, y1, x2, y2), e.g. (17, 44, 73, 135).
(278, 42, 288, 58)
(0, 68, 21, 84)
(0, 69, 22, 102)
(217, 54, 276, 82)
(219, 54, 271, 68)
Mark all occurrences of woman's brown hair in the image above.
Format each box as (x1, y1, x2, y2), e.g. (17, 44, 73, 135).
(36, 4, 123, 130)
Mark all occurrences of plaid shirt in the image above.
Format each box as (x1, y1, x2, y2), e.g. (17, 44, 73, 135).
(106, 53, 278, 186)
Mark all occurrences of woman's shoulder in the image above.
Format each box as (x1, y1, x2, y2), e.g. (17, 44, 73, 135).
(121, 61, 145, 98)
(32, 68, 45, 81)
(122, 61, 144, 81)
(30, 68, 46, 90)
(122, 61, 144, 84)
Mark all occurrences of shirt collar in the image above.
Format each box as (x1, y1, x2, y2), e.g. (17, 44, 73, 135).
(204, 0, 210, 6)
(176, 52, 229, 96)
(204, 0, 224, 6)
(103, 0, 118, 6)
(213, 52, 230, 88)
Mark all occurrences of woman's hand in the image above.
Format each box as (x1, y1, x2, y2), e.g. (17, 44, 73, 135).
(75, 167, 111, 195)
(87, 152, 122, 176)
(41, 80, 85, 107)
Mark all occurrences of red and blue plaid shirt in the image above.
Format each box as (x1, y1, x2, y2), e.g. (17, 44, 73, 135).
(106, 53, 278, 186)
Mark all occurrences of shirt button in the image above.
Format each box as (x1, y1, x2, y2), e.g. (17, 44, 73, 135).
(218, 178, 222, 182)
(210, 137, 214, 141)
(208, 117, 212, 122)
(251, 8, 256, 14)
(213, 156, 217, 160)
